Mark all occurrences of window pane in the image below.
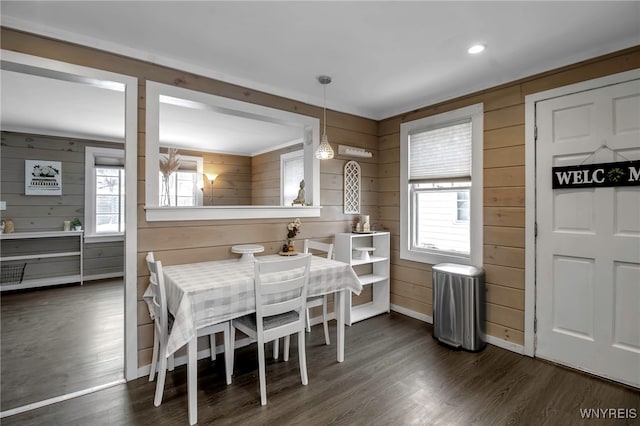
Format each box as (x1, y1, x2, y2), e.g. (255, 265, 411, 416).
(415, 188, 470, 254)
(96, 175, 120, 195)
(96, 214, 121, 233)
(95, 167, 124, 233)
(96, 195, 119, 213)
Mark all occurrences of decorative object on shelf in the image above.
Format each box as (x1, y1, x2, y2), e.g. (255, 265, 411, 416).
(284, 218, 302, 253)
(354, 246, 376, 262)
(231, 244, 264, 262)
(315, 75, 334, 160)
(70, 218, 82, 231)
(4, 219, 14, 234)
(0, 219, 5, 234)
(361, 215, 370, 232)
(292, 179, 306, 206)
(338, 145, 373, 158)
(344, 160, 361, 214)
(25, 160, 62, 196)
(159, 148, 180, 206)
(64, 220, 71, 232)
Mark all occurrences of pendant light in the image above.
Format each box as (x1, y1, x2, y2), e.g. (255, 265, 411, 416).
(315, 75, 335, 160)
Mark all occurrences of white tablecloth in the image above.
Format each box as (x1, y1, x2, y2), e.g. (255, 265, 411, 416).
(144, 254, 361, 356)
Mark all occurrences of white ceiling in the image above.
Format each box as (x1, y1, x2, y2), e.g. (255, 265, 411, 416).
(1, 1, 639, 150)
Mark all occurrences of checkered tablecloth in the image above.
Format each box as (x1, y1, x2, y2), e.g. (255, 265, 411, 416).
(143, 254, 362, 356)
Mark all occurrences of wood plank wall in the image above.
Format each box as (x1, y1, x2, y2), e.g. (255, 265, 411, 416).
(378, 46, 640, 346)
(161, 147, 252, 206)
(251, 143, 302, 206)
(0, 131, 125, 280)
(0, 28, 378, 369)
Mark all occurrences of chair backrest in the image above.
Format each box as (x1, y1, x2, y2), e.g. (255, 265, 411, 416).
(303, 239, 334, 259)
(146, 253, 168, 337)
(254, 254, 311, 338)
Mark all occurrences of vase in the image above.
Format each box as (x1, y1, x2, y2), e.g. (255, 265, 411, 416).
(161, 175, 171, 206)
(287, 239, 296, 252)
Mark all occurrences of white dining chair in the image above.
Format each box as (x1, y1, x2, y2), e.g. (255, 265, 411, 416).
(231, 254, 311, 405)
(146, 255, 233, 407)
(147, 252, 178, 382)
(303, 239, 333, 346)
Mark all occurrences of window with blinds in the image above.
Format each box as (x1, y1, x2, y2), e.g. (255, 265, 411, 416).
(400, 103, 483, 266)
(85, 146, 126, 241)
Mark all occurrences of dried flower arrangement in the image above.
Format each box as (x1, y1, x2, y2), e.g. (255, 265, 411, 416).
(159, 148, 180, 205)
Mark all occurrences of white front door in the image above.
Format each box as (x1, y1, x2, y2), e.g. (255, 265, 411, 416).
(535, 78, 640, 388)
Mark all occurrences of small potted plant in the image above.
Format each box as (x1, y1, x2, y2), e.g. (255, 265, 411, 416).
(70, 218, 82, 231)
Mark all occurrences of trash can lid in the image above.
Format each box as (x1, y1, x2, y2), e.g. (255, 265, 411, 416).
(433, 263, 484, 277)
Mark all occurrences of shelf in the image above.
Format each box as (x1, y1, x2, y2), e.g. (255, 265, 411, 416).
(0, 274, 83, 291)
(0, 230, 83, 240)
(1, 251, 82, 262)
(351, 255, 387, 266)
(358, 274, 387, 285)
(335, 232, 390, 326)
(350, 301, 389, 323)
(0, 231, 83, 291)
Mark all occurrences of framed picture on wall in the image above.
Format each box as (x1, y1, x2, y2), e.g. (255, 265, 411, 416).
(25, 160, 62, 195)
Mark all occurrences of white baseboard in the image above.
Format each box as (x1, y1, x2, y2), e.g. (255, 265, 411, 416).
(390, 303, 433, 324)
(390, 304, 525, 355)
(485, 334, 525, 354)
(84, 272, 124, 282)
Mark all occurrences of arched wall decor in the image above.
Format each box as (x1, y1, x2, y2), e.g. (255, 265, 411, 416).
(343, 160, 361, 214)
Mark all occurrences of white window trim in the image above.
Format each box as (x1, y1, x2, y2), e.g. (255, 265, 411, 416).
(84, 146, 125, 244)
(400, 103, 483, 266)
(280, 149, 304, 206)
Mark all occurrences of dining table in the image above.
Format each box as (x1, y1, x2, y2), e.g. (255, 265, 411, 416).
(144, 253, 362, 425)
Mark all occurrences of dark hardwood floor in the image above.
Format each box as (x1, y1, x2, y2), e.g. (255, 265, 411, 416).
(1, 280, 124, 411)
(2, 312, 637, 425)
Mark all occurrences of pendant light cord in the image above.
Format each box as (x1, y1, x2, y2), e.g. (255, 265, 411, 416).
(323, 84, 327, 136)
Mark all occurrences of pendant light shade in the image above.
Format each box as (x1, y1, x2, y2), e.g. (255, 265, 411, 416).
(315, 75, 334, 160)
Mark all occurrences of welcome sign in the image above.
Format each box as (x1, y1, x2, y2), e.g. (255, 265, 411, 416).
(552, 160, 640, 189)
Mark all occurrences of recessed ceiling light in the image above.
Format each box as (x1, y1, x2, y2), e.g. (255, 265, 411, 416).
(468, 44, 485, 54)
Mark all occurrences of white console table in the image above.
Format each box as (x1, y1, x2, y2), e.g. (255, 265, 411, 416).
(0, 230, 83, 291)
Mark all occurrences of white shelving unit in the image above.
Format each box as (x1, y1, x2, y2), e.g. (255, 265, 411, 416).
(0, 230, 83, 291)
(335, 231, 390, 325)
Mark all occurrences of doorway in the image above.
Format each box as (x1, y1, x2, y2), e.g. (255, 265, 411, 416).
(0, 51, 138, 415)
(527, 72, 640, 387)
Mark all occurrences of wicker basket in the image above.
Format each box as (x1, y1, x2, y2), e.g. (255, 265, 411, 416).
(1, 263, 27, 285)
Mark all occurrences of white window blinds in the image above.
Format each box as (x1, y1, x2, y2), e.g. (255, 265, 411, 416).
(409, 119, 472, 182)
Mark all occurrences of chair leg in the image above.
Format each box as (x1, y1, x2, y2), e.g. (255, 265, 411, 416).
(298, 330, 308, 386)
(283, 335, 290, 362)
(230, 323, 236, 375)
(210, 334, 216, 361)
(258, 340, 267, 406)
(223, 323, 232, 385)
(305, 308, 311, 333)
(322, 296, 330, 345)
(149, 329, 159, 381)
(273, 338, 279, 360)
(154, 343, 169, 406)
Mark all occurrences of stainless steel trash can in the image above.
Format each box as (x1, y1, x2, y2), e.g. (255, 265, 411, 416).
(432, 263, 486, 351)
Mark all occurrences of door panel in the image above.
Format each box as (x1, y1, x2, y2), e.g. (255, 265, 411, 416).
(536, 78, 640, 388)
